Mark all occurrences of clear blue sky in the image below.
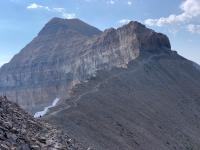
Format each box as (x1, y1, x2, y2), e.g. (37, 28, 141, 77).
(0, 0, 200, 66)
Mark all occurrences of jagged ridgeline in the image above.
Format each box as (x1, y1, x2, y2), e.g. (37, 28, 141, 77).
(0, 17, 170, 113)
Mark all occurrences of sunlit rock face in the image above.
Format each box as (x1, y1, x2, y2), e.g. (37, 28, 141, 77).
(0, 18, 170, 113)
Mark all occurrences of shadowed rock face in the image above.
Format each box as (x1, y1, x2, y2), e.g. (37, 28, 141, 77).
(0, 18, 170, 113)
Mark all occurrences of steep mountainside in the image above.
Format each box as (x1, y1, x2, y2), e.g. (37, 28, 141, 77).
(0, 96, 85, 150)
(0, 17, 200, 150)
(0, 18, 170, 113)
(46, 51, 200, 150)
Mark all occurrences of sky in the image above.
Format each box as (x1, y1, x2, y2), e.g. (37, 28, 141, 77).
(0, 0, 200, 67)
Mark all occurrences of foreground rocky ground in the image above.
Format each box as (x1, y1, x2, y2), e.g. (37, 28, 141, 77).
(0, 96, 85, 150)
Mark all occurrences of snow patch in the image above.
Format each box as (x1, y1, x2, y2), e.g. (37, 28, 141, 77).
(34, 98, 60, 118)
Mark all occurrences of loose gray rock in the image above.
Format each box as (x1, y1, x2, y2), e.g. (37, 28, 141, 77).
(0, 96, 85, 150)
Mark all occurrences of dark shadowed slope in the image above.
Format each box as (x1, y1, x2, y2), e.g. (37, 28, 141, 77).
(46, 50, 200, 150)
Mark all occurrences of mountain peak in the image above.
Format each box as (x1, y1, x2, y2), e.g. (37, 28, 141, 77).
(38, 17, 102, 37)
(48, 17, 83, 25)
(128, 21, 146, 28)
(126, 21, 171, 51)
(109, 20, 171, 51)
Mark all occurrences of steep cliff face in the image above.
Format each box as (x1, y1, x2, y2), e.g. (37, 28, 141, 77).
(0, 18, 170, 113)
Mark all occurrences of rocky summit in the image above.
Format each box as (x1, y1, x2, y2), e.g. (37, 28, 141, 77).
(0, 18, 170, 113)
(0, 96, 84, 150)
